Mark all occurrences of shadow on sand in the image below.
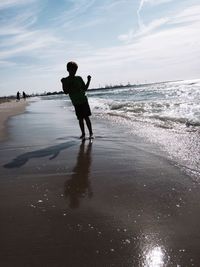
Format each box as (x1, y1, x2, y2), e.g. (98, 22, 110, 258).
(3, 141, 77, 168)
(64, 141, 93, 209)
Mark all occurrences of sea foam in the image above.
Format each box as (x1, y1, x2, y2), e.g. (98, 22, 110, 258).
(88, 79, 200, 179)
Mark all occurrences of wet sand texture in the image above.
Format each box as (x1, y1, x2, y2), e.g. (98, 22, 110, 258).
(0, 97, 200, 266)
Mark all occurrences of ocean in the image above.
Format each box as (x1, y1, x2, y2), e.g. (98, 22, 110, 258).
(86, 79, 200, 179)
(52, 79, 200, 180)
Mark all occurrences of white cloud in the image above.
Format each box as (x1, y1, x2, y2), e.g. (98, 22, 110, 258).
(98, 0, 130, 10)
(0, 3, 63, 63)
(170, 4, 200, 24)
(77, 4, 200, 85)
(0, 0, 200, 95)
(0, 31, 62, 60)
(0, 60, 17, 67)
(120, 3, 200, 43)
(4, 3, 200, 90)
(0, 0, 36, 9)
(54, 0, 96, 27)
(0, 12, 37, 36)
(142, 0, 173, 5)
(118, 17, 168, 42)
(137, 0, 173, 27)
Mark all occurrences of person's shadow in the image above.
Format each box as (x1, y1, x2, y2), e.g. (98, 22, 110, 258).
(64, 141, 93, 209)
(3, 141, 76, 168)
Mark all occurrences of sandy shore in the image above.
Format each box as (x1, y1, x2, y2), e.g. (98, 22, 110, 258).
(0, 100, 28, 142)
(0, 97, 200, 266)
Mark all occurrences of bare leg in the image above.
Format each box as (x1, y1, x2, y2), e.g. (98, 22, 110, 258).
(79, 119, 85, 138)
(85, 117, 93, 137)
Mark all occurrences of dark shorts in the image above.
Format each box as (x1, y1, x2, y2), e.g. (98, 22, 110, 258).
(74, 101, 92, 120)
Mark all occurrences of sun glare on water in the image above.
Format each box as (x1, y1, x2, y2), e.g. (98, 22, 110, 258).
(144, 246, 165, 267)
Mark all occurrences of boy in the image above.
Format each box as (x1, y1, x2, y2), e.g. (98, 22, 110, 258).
(61, 61, 93, 140)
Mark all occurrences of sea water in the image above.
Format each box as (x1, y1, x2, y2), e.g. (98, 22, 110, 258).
(56, 79, 200, 179)
(87, 79, 200, 179)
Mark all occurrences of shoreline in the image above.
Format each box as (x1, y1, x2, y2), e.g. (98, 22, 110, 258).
(0, 99, 28, 142)
(0, 97, 200, 266)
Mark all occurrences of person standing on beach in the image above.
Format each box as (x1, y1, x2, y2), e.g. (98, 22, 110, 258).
(61, 61, 93, 140)
(16, 91, 20, 101)
(22, 91, 26, 100)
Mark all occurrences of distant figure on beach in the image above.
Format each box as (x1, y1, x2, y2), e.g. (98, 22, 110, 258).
(16, 91, 20, 101)
(22, 91, 26, 100)
(61, 61, 93, 141)
(64, 142, 93, 209)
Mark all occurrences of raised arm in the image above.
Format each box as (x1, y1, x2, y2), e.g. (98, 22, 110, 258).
(85, 75, 91, 91)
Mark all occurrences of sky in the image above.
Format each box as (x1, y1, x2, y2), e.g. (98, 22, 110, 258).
(0, 0, 200, 96)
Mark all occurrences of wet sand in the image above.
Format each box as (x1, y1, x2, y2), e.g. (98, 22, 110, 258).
(0, 100, 28, 142)
(0, 97, 200, 266)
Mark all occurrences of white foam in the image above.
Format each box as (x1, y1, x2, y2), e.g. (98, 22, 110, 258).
(87, 79, 200, 179)
(89, 79, 200, 126)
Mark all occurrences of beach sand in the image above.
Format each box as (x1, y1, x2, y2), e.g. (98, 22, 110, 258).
(0, 97, 200, 266)
(0, 100, 28, 142)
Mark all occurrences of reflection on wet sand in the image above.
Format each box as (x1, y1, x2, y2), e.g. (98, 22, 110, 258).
(64, 141, 93, 209)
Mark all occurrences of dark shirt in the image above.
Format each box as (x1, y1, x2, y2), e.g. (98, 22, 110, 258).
(62, 76, 87, 105)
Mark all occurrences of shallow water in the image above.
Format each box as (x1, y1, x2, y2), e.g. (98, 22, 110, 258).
(88, 79, 200, 179)
(89, 79, 200, 127)
(1, 95, 200, 267)
(48, 79, 200, 179)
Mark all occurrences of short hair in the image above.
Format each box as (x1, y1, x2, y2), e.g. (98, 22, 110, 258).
(67, 61, 78, 71)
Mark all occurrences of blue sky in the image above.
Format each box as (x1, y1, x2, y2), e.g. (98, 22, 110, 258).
(0, 0, 200, 96)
